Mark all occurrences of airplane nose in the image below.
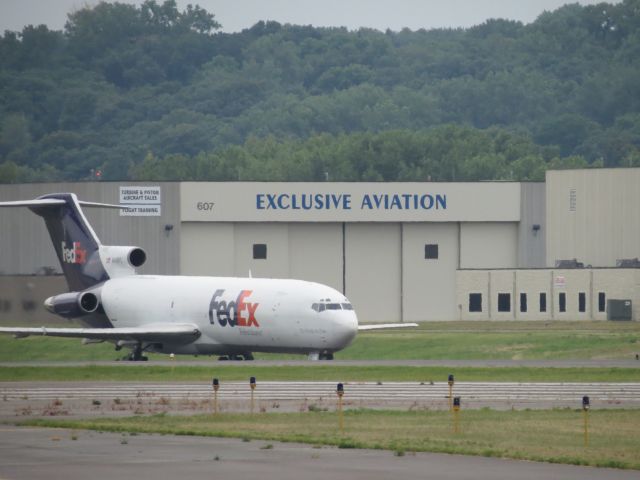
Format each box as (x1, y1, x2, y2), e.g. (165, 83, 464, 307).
(332, 312, 358, 349)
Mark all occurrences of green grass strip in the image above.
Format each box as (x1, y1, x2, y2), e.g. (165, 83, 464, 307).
(2, 365, 640, 382)
(23, 409, 640, 470)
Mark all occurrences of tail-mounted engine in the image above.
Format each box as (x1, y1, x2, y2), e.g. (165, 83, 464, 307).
(99, 245, 147, 277)
(44, 289, 101, 318)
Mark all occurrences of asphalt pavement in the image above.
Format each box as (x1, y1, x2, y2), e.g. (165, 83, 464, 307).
(1, 427, 638, 480)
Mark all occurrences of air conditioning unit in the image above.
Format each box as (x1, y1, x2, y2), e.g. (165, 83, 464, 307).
(607, 299, 632, 321)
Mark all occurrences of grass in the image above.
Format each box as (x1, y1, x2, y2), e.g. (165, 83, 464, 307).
(23, 409, 640, 470)
(0, 321, 638, 362)
(1, 321, 639, 382)
(1, 365, 639, 382)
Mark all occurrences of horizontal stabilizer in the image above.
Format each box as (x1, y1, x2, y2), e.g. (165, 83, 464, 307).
(0, 199, 65, 208)
(0, 198, 123, 209)
(358, 323, 419, 331)
(78, 201, 125, 209)
(0, 324, 200, 344)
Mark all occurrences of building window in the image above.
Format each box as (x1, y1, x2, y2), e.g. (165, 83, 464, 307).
(498, 293, 511, 312)
(424, 244, 438, 259)
(559, 292, 566, 312)
(598, 292, 606, 313)
(578, 292, 586, 313)
(469, 293, 482, 312)
(253, 243, 267, 259)
(539, 293, 547, 312)
(569, 188, 576, 212)
(520, 293, 527, 313)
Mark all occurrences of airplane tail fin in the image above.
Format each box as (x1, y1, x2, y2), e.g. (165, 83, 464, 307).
(0, 193, 120, 291)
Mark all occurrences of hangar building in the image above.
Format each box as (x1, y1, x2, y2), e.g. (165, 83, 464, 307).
(0, 168, 638, 324)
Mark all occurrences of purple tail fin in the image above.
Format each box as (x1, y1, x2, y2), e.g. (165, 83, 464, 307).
(29, 193, 109, 291)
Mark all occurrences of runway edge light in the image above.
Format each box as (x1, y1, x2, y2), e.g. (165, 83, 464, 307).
(452, 396, 461, 434)
(582, 395, 590, 447)
(250, 376, 256, 415)
(212, 377, 220, 414)
(336, 383, 345, 432)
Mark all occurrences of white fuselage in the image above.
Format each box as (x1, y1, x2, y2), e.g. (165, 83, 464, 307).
(100, 275, 359, 356)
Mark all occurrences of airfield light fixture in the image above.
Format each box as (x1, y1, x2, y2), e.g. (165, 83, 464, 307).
(582, 396, 590, 447)
(249, 376, 257, 414)
(211, 378, 220, 415)
(452, 396, 461, 433)
(336, 383, 345, 432)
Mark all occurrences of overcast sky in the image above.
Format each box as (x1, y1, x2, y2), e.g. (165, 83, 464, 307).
(0, 0, 620, 34)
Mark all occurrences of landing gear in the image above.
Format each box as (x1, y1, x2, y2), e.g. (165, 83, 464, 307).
(218, 353, 254, 361)
(127, 343, 148, 361)
(309, 352, 334, 361)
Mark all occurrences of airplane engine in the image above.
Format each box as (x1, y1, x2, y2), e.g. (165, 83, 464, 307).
(44, 290, 101, 318)
(101, 246, 147, 268)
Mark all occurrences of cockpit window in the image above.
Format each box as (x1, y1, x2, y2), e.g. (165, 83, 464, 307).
(312, 302, 345, 312)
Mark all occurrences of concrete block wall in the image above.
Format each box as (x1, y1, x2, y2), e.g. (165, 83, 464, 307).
(457, 268, 639, 321)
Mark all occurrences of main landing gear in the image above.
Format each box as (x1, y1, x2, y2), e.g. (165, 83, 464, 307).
(218, 352, 254, 361)
(126, 343, 148, 361)
(308, 352, 334, 361)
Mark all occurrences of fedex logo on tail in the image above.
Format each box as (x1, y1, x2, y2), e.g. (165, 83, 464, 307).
(209, 289, 260, 327)
(61, 241, 87, 264)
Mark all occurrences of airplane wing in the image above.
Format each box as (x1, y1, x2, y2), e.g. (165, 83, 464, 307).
(358, 323, 419, 331)
(0, 324, 200, 343)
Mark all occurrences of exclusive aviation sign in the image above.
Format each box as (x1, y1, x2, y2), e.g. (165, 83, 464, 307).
(180, 182, 522, 223)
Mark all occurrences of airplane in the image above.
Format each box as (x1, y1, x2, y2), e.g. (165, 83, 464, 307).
(0, 193, 417, 361)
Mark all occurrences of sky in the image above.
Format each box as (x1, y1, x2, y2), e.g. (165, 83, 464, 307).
(0, 0, 620, 34)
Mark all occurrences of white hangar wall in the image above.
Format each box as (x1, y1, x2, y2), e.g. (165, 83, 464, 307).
(546, 168, 640, 267)
(179, 182, 526, 322)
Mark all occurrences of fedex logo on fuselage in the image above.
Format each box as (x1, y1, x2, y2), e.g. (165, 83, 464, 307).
(208, 289, 260, 327)
(61, 241, 87, 264)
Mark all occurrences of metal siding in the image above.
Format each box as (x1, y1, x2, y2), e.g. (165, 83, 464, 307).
(288, 223, 343, 292)
(180, 223, 235, 276)
(345, 223, 401, 323)
(0, 183, 180, 276)
(546, 169, 640, 267)
(518, 183, 546, 267)
(460, 222, 518, 269)
(403, 223, 459, 321)
(233, 223, 290, 279)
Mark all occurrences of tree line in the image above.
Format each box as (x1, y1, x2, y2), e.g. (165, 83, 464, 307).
(0, 0, 639, 183)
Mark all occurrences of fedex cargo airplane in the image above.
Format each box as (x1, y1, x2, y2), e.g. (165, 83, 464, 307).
(0, 193, 416, 361)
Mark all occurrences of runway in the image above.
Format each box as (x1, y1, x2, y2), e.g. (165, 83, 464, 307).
(2, 381, 639, 417)
(1, 427, 638, 480)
